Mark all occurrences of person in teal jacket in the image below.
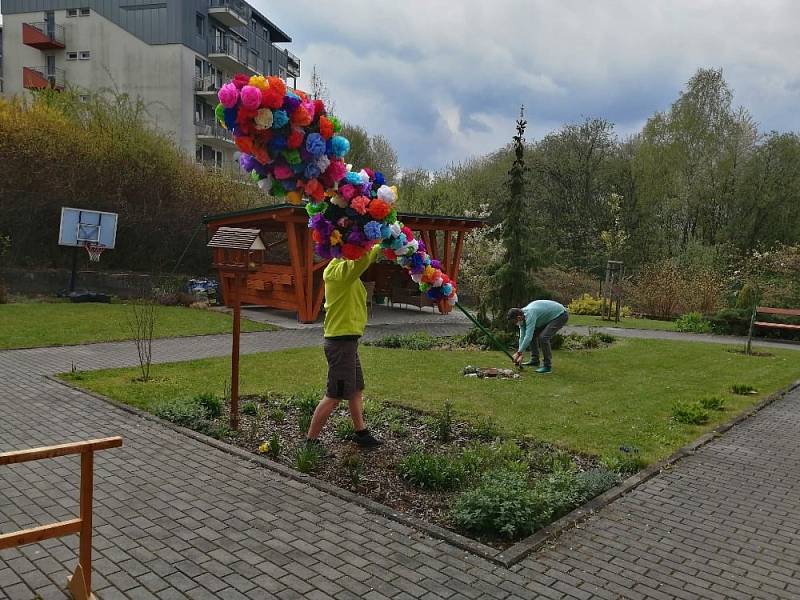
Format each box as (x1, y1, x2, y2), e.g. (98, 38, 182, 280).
(306, 244, 383, 449)
(507, 300, 569, 373)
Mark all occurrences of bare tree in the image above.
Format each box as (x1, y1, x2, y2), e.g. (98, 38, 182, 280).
(127, 296, 157, 381)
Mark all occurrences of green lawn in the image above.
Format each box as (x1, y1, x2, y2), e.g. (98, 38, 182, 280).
(568, 314, 677, 331)
(65, 338, 799, 463)
(0, 303, 274, 349)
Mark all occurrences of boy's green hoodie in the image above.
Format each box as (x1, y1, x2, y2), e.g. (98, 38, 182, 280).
(323, 245, 382, 338)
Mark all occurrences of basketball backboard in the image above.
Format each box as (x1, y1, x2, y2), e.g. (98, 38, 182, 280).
(59, 207, 118, 249)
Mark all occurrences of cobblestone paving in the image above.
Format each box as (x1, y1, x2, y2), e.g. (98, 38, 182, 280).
(1, 323, 799, 599)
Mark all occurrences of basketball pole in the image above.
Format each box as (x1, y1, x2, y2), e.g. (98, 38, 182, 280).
(68, 246, 79, 293)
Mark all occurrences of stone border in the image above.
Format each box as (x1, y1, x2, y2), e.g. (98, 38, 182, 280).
(49, 374, 800, 569)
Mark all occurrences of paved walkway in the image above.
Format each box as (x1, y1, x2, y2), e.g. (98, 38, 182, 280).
(1, 323, 799, 599)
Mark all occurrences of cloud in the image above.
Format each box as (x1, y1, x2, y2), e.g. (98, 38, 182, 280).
(254, 0, 800, 170)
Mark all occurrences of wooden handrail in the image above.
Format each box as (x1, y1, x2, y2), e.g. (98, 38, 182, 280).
(0, 436, 122, 600)
(0, 437, 122, 465)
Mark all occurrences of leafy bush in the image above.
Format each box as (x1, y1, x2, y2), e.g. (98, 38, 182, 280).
(194, 393, 223, 419)
(568, 294, 603, 316)
(397, 451, 468, 490)
(365, 332, 440, 350)
(601, 449, 647, 475)
(152, 397, 209, 428)
(241, 401, 259, 417)
(470, 417, 501, 441)
(451, 470, 552, 539)
(534, 267, 598, 306)
(458, 327, 516, 350)
(672, 402, 710, 425)
(539, 468, 586, 519)
(675, 312, 713, 333)
(559, 332, 615, 351)
(294, 445, 323, 473)
(631, 260, 687, 318)
(731, 383, 757, 395)
(432, 402, 454, 442)
(707, 308, 751, 336)
(334, 417, 355, 440)
(576, 469, 619, 499)
(699, 396, 726, 411)
(736, 283, 761, 310)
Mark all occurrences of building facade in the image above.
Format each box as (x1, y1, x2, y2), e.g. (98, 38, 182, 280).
(0, 0, 300, 173)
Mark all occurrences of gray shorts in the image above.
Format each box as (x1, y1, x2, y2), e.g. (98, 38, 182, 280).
(324, 338, 364, 399)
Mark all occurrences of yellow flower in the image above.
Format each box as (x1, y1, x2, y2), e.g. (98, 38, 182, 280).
(258, 441, 270, 454)
(330, 230, 342, 245)
(249, 75, 268, 90)
(286, 190, 303, 205)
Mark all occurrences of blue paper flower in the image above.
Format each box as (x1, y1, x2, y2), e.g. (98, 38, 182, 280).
(364, 221, 383, 240)
(272, 110, 289, 129)
(329, 135, 350, 157)
(305, 133, 327, 157)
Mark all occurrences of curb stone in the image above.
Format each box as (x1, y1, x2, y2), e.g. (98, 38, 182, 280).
(49, 374, 800, 569)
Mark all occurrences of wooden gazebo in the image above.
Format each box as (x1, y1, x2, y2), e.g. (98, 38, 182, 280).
(203, 204, 484, 323)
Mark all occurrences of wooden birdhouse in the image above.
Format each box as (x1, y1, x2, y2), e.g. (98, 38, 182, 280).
(207, 226, 266, 272)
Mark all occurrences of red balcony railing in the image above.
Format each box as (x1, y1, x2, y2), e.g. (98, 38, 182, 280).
(23, 22, 66, 50)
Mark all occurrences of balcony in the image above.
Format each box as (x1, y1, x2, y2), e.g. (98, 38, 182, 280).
(195, 121, 235, 148)
(194, 75, 221, 98)
(22, 22, 66, 50)
(23, 66, 65, 91)
(286, 50, 300, 78)
(198, 160, 251, 183)
(208, 0, 250, 28)
(208, 37, 251, 74)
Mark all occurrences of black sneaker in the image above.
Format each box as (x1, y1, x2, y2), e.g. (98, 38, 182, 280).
(352, 429, 384, 448)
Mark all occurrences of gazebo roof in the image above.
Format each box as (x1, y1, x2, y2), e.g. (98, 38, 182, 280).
(203, 204, 486, 232)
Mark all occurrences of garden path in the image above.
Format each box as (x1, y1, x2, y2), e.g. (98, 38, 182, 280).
(1, 322, 799, 599)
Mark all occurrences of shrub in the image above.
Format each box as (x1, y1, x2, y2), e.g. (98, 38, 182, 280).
(294, 445, 323, 473)
(538, 468, 585, 519)
(735, 283, 761, 310)
(241, 401, 259, 417)
(672, 402, 710, 425)
(675, 312, 713, 333)
(534, 267, 598, 306)
(152, 398, 208, 428)
(707, 308, 751, 336)
(397, 451, 468, 490)
(631, 260, 687, 318)
(458, 326, 516, 350)
(528, 446, 575, 474)
(731, 383, 757, 395)
(576, 469, 619, 499)
(470, 417, 501, 441)
(431, 402, 454, 442)
(699, 396, 726, 411)
(334, 417, 355, 440)
(365, 332, 439, 350)
(194, 393, 223, 419)
(601, 450, 647, 475)
(268, 407, 286, 422)
(451, 470, 552, 539)
(568, 294, 603, 316)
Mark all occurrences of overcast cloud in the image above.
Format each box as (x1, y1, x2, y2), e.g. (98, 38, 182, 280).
(255, 0, 800, 171)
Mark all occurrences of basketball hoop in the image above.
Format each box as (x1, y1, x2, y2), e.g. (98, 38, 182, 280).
(85, 243, 105, 262)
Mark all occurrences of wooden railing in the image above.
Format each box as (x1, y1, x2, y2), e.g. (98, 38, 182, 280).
(0, 437, 123, 600)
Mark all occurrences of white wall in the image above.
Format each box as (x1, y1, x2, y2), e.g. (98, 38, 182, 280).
(2, 9, 199, 156)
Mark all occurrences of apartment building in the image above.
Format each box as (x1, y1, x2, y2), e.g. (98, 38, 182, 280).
(0, 1, 300, 173)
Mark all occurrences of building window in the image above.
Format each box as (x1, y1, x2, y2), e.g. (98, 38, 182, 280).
(67, 8, 78, 17)
(67, 52, 78, 61)
(79, 51, 91, 60)
(79, 94, 90, 102)
(80, 8, 91, 16)
(196, 14, 205, 36)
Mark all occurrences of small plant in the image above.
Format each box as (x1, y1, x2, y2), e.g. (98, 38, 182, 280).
(297, 412, 312, 434)
(388, 421, 409, 437)
(601, 449, 647, 475)
(365, 332, 440, 350)
(576, 468, 619, 499)
(294, 444, 323, 473)
(432, 401, 454, 442)
(67, 361, 86, 380)
(241, 401, 259, 416)
(675, 312, 713, 333)
(334, 417, 356, 440)
(203, 423, 231, 440)
(731, 383, 757, 395)
(291, 390, 320, 416)
(127, 296, 158, 382)
(528, 446, 575, 473)
(341, 452, 364, 488)
(195, 392, 223, 418)
(452, 470, 552, 539)
(397, 451, 467, 490)
(152, 397, 208, 428)
(699, 396, 726, 411)
(258, 432, 282, 459)
(470, 416, 501, 441)
(672, 402, 710, 425)
(268, 407, 286, 422)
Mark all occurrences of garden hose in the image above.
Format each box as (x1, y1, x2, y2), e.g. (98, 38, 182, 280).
(455, 302, 521, 367)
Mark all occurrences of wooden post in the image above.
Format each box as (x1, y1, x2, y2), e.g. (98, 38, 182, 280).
(79, 451, 93, 592)
(230, 280, 241, 430)
(450, 231, 465, 281)
(443, 231, 452, 276)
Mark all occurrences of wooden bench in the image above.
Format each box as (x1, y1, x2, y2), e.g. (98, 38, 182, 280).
(752, 306, 800, 332)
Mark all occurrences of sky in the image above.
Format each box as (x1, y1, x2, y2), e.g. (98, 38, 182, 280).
(254, 0, 800, 171)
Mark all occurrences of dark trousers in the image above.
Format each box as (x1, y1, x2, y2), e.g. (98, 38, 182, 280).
(530, 311, 569, 367)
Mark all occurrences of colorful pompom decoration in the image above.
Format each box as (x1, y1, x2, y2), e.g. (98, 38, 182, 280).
(214, 72, 459, 312)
